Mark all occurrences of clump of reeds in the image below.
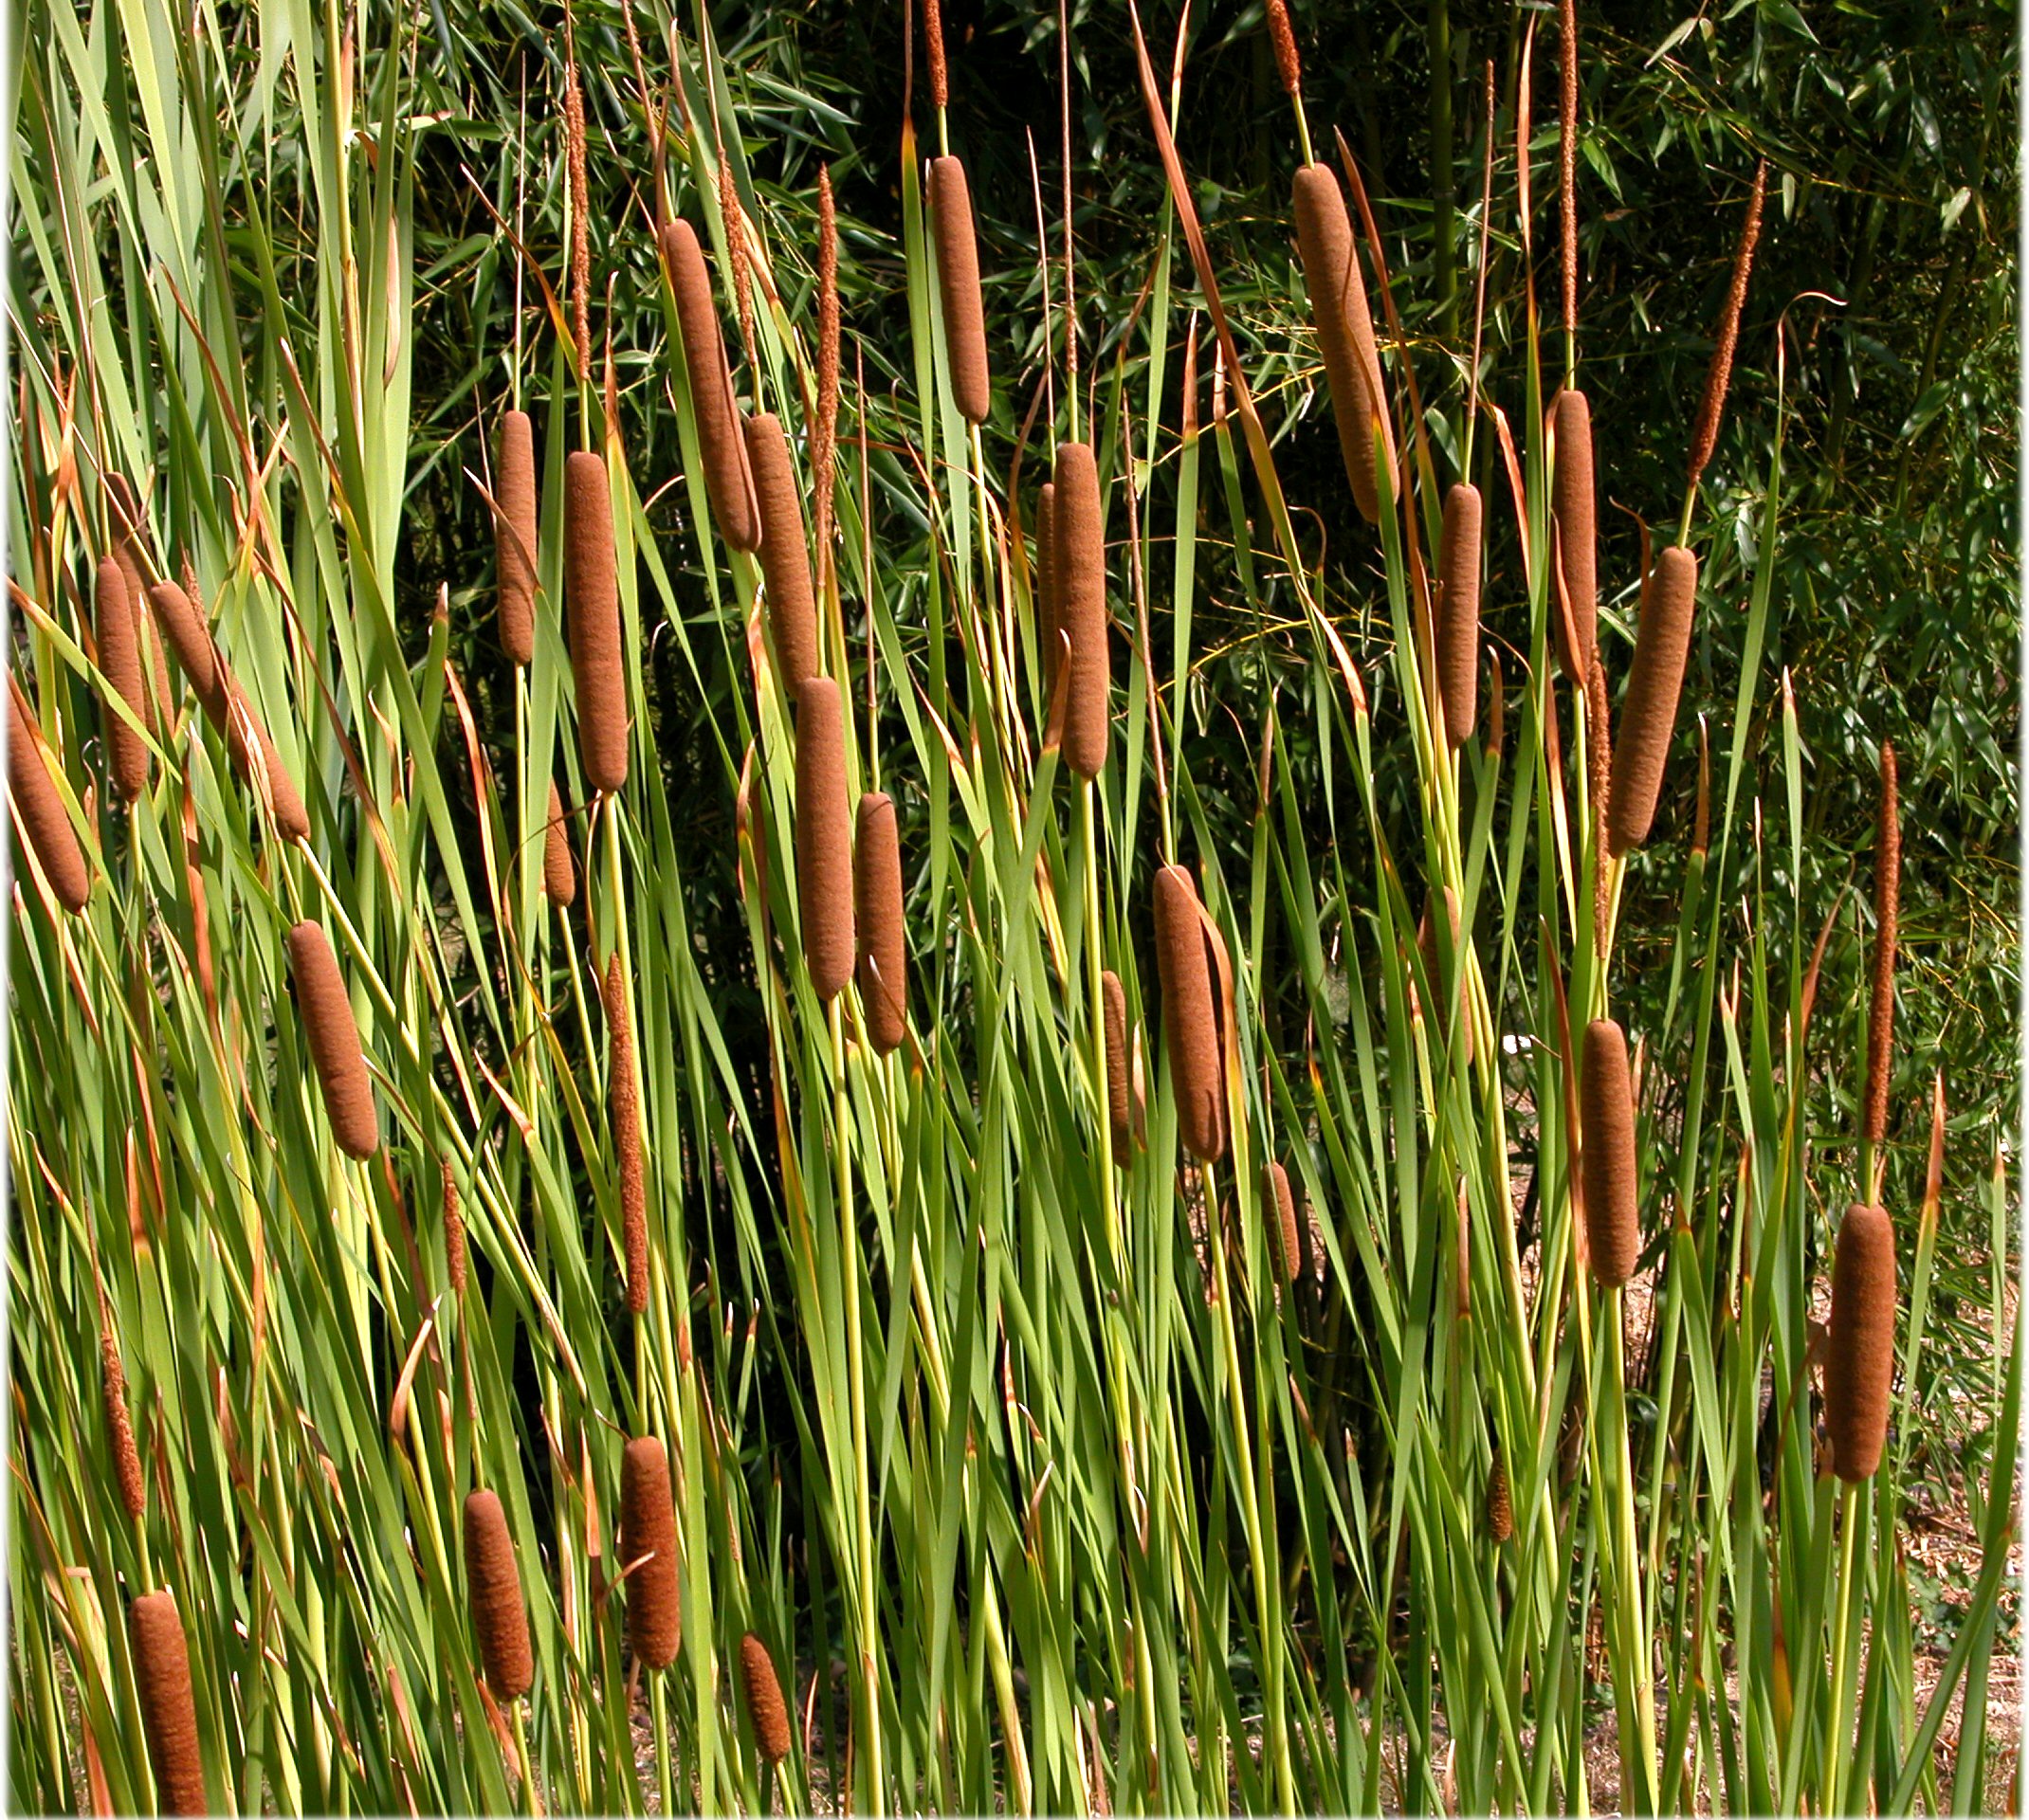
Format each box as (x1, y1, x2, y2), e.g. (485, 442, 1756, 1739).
(441, 1156, 467, 1296)
(795, 678, 855, 1001)
(1552, 390, 1597, 675)
(1581, 1017, 1637, 1287)
(1034, 481, 1060, 691)
(1485, 1445, 1514, 1544)
(564, 450, 628, 792)
(1051, 442, 1109, 777)
(128, 1589, 207, 1816)
(1437, 484, 1482, 748)
(145, 581, 226, 726)
(95, 556, 149, 799)
(619, 1436, 682, 1670)
(462, 1489, 534, 1701)
(1266, 1160, 1304, 1284)
(740, 1630, 793, 1766)
(660, 219, 760, 553)
(854, 792, 907, 1054)
(101, 1327, 146, 1520)
(1825, 1201, 1897, 1482)
(1863, 743, 1899, 1150)
(929, 155, 991, 426)
(1153, 864, 1226, 1162)
(1102, 969, 1134, 1157)
(745, 413, 819, 694)
(9, 688, 93, 913)
(1606, 546, 1698, 855)
(604, 952, 648, 1314)
(496, 410, 538, 667)
(1290, 162, 1393, 523)
(542, 779, 576, 906)
(285, 920, 379, 1160)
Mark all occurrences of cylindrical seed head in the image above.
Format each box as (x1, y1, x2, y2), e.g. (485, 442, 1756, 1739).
(1863, 744, 1899, 1148)
(1581, 1017, 1638, 1287)
(1606, 546, 1698, 855)
(1034, 482, 1061, 693)
(542, 779, 576, 907)
(854, 792, 907, 1055)
(104, 477, 170, 737)
(1290, 163, 1393, 523)
(1485, 1446, 1514, 1544)
(462, 1489, 534, 1701)
(441, 1156, 467, 1297)
(1266, 0, 1303, 97)
(1267, 1160, 1304, 1284)
(564, 451, 628, 793)
(128, 1590, 207, 1816)
(95, 558, 150, 798)
(1552, 390, 1598, 676)
(1051, 443, 1110, 778)
(1102, 970, 1134, 1158)
(929, 156, 991, 426)
(146, 583, 226, 728)
(619, 1436, 682, 1670)
(286, 920, 378, 1160)
(745, 413, 819, 695)
(224, 687, 310, 844)
(1437, 483, 1482, 748)
(9, 700, 93, 913)
(1826, 1201, 1897, 1482)
(740, 1631, 793, 1765)
(496, 410, 539, 667)
(661, 220, 760, 553)
(794, 678, 855, 1001)
(604, 952, 649, 1314)
(102, 1329, 146, 1521)
(1153, 864, 1226, 1162)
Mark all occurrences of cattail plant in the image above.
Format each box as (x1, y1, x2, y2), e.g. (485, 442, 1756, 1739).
(8, 689, 92, 913)
(441, 1156, 467, 1297)
(795, 677, 855, 1000)
(1606, 545, 1698, 854)
(1290, 161, 1393, 523)
(94, 556, 149, 798)
(814, 165, 840, 566)
(746, 412, 820, 694)
(496, 409, 538, 667)
(660, 219, 760, 553)
(128, 1590, 207, 1815)
(1581, 1017, 1637, 1287)
(1552, 390, 1598, 675)
(1863, 743, 1899, 1151)
(618, 1436, 681, 1671)
(1153, 864, 1225, 1162)
(1417, 886, 1475, 1065)
(101, 1327, 146, 1521)
(542, 779, 576, 906)
(103, 476, 171, 731)
(1034, 480, 1060, 691)
(145, 581, 226, 726)
(853, 791, 907, 1054)
(604, 952, 649, 1314)
(1051, 442, 1109, 777)
(1485, 1444, 1514, 1544)
(1101, 969, 1134, 1157)
(564, 450, 628, 792)
(928, 155, 991, 426)
(740, 1631, 793, 1767)
(463, 1489, 535, 1702)
(224, 683, 311, 844)
(285, 919, 379, 1160)
(1685, 161, 1769, 500)
(1825, 1201, 1897, 1482)
(1437, 483, 1482, 747)
(1266, 1160, 1303, 1283)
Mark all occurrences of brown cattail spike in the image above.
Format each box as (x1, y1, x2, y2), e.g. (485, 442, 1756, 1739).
(1266, 0, 1303, 98)
(1486, 1446, 1514, 1543)
(1607, 546, 1698, 855)
(1687, 160, 1768, 498)
(463, 1489, 535, 1701)
(814, 167, 840, 567)
(929, 156, 991, 426)
(442, 1156, 468, 1296)
(1267, 1161, 1304, 1284)
(95, 558, 149, 798)
(1153, 864, 1226, 1162)
(605, 952, 649, 1314)
(1826, 1201, 1897, 1482)
(854, 792, 907, 1055)
(104, 478, 170, 735)
(661, 220, 760, 553)
(1101, 970, 1134, 1157)
(497, 410, 539, 667)
(1581, 1018, 1638, 1287)
(1559, 0, 1580, 332)
(542, 780, 576, 906)
(1290, 163, 1394, 523)
(9, 698, 93, 914)
(564, 451, 628, 792)
(1437, 483, 1482, 748)
(102, 1329, 145, 1521)
(286, 920, 379, 1160)
(224, 686, 310, 843)
(740, 1631, 793, 1765)
(1034, 481, 1060, 693)
(1863, 744, 1899, 1149)
(746, 414, 819, 695)
(795, 678, 854, 1001)
(923, 0, 949, 109)
(146, 583, 225, 727)
(129, 1590, 207, 1815)
(1553, 390, 1598, 675)
(1051, 442, 1109, 778)
(619, 1436, 682, 1670)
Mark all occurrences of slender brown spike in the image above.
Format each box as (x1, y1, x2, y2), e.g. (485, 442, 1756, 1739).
(1607, 545, 1699, 856)
(105, 477, 170, 736)
(285, 920, 379, 1160)
(496, 410, 538, 667)
(854, 792, 907, 1055)
(923, 0, 949, 110)
(814, 166, 840, 566)
(660, 219, 760, 552)
(619, 1436, 682, 1670)
(564, 40, 592, 373)
(1267, 1161, 1303, 1284)
(542, 780, 577, 906)
(1436, 483, 1482, 747)
(1553, 390, 1598, 675)
(463, 1490, 535, 1701)
(1051, 442, 1109, 777)
(1826, 1201, 1897, 1482)
(1581, 1018, 1638, 1288)
(1152, 864, 1226, 1162)
(794, 678, 855, 1001)
(1034, 481, 1060, 692)
(740, 1631, 793, 1766)
(1485, 1445, 1514, 1544)
(1687, 160, 1768, 497)
(1559, 0, 1580, 333)
(604, 952, 649, 1314)
(1101, 969, 1134, 1157)
(718, 155, 756, 363)
(1290, 162, 1394, 524)
(8, 697, 92, 913)
(94, 558, 149, 799)
(1863, 743, 1899, 1149)
(929, 156, 992, 426)
(128, 1591, 207, 1816)
(101, 1329, 145, 1520)
(563, 450, 628, 792)
(441, 1156, 467, 1296)
(745, 413, 819, 694)
(224, 686, 311, 843)
(1266, 0, 1303, 99)
(147, 583, 226, 727)
(1587, 649, 1613, 948)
